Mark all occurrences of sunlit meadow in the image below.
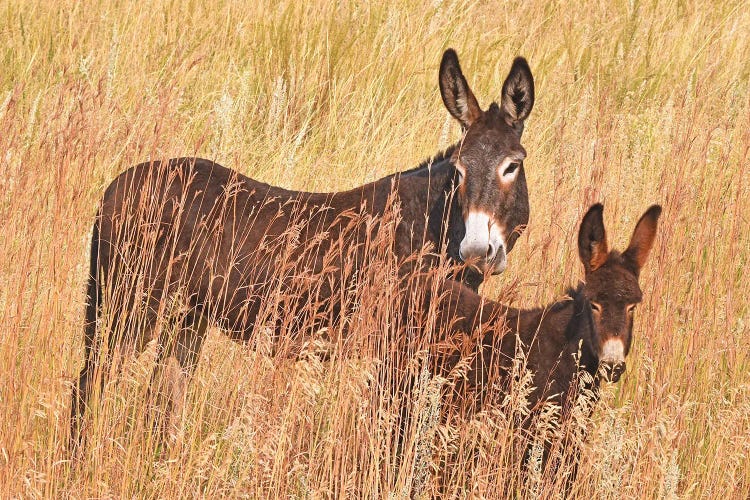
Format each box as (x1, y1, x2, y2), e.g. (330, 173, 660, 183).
(0, 0, 748, 497)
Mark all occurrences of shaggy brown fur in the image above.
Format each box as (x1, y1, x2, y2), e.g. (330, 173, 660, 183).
(421, 204, 661, 483)
(70, 49, 535, 446)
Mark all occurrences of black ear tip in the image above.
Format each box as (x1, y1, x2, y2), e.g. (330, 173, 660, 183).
(587, 203, 605, 216)
(580, 203, 605, 233)
(647, 205, 663, 220)
(512, 56, 531, 72)
(441, 48, 460, 66)
(510, 57, 533, 85)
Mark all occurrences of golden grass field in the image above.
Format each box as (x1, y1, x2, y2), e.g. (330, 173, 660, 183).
(1, 0, 749, 497)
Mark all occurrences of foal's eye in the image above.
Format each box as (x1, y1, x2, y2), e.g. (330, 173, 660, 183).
(502, 162, 520, 177)
(590, 302, 603, 314)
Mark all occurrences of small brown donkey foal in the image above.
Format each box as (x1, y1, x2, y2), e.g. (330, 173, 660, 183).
(424, 203, 661, 480)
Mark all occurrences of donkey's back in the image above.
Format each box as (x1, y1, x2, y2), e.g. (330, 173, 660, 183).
(97, 157, 278, 324)
(97, 156, 392, 335)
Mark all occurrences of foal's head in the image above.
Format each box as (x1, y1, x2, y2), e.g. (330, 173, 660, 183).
(577, 203, 662, 382)
(439, 49, 535, 275)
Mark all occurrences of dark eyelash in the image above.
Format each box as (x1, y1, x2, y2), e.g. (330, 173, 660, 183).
(503, 163, 519, 176)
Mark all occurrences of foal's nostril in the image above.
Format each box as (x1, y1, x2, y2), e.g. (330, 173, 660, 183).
(601, 361, 626, 382)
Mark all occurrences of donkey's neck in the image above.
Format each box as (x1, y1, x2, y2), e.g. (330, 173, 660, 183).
(391, 147, 467, 276)
(504, 285, 600, 377)
(561, 285, 600, 377)
(394, 147, 460, 217)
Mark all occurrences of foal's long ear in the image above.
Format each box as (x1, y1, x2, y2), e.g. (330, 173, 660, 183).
(500, 57, 534, 130)
(623, 205, 662, 275)
(439, 49, 482, 129)
(578, 203, 609, 273)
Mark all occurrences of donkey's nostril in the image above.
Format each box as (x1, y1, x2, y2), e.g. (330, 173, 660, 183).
(486, 243, 496, 260)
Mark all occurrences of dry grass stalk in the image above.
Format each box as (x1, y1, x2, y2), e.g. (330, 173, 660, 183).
(0, 0, 748, 497)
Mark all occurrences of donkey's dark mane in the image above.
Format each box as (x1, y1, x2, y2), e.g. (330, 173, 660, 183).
(520, 284, 585, 316)
(398, 143, 458, 177)
(561, 284, 589, 338)
(560, 283, 599, 374)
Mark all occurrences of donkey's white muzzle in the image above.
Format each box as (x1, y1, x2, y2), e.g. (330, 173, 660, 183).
(459, 211, 507, 274)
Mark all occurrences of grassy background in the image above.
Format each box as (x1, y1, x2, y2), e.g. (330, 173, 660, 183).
(0, 0, 748, 497)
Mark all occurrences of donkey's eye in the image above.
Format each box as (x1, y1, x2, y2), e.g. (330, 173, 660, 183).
(590, 302, 603, 314)
(502, 162, 520, 177)
(455, 164, 466, 184)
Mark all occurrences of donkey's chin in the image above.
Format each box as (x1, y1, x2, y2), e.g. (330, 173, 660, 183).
(491, 258, 508, 275)
(467, 258, 507, 276)
(599, 362, 626, 383)
(464, 259, 506, 276)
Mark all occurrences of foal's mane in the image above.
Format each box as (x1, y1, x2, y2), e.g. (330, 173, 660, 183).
(557, 284, 594, 343)
(549, 284, 586, 314)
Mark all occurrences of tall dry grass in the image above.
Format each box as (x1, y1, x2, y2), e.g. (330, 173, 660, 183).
(0, 0, 749, 497)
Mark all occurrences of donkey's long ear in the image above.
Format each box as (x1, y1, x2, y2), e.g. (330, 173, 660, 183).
(439, 49, 482, 129)
(500, 57, 534, 130)
(623, 205, 662, 275)
(578, 203, 609, 273)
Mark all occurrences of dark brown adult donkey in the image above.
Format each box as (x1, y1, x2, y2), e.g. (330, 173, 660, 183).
(424, 203, 661, 484)
(71, 49, 535, 443)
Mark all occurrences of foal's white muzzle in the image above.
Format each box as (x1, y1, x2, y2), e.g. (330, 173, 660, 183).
(599, 338, 627, 382)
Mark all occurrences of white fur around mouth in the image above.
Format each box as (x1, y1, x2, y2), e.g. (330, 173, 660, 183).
(600, 338, 625, 364)
(459, 210, 506, 267)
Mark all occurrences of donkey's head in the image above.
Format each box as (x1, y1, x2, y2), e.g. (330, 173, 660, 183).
(577, 203, 662, 382)
(439, 49, 534, 275)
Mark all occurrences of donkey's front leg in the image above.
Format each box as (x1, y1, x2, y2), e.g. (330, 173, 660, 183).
(148, 311, 209, 444)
